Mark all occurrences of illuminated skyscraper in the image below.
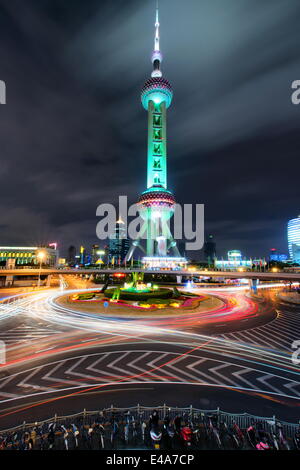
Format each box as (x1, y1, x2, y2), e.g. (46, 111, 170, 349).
(79, 245, 86, 265)
(109, 218, 130, 263)
(287, 216, 300, 263)
(126, 5, 186, 270)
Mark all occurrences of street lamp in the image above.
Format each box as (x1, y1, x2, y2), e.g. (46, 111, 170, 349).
(37, 251, 46, 288)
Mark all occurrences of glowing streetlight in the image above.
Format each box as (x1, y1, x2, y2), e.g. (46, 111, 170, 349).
(37, 251, 45, 260)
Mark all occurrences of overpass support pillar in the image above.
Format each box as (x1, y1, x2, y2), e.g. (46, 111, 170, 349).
(176, 275, 182, 284)
(46, 275, 52, 287)
(5, 275, 14, 287)
(89, 274, 94, 282)
(248, 278, 258, 294)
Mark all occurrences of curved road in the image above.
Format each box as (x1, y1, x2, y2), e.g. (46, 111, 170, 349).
(0, 285, 299, 428)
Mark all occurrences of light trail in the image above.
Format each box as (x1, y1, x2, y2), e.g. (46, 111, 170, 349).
(191, 281, 300, 292)
(0, 339, 299, 420)
(0, 284, 299, 422)
(0, 287, 295, 374)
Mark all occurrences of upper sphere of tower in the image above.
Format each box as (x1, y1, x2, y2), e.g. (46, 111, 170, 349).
(141, 76, 173, 110)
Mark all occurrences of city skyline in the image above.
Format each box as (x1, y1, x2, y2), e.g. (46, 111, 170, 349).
(0, 0, 299, 257)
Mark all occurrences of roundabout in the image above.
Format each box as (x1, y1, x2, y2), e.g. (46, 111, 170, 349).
(54, 281, 276, 334)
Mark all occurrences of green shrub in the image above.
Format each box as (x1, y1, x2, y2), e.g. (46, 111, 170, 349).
(104, 287, 173, 301)
(77, 293, 95, 300)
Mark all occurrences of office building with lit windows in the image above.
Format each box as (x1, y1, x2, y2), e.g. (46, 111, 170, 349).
(214, 250, 265, 271)
(287, 216, 300, 263)
(269, 248, 288, 262)
(0, 246, 58, 267)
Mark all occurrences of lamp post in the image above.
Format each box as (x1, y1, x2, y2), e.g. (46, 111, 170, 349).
(37, 251, 45, 288)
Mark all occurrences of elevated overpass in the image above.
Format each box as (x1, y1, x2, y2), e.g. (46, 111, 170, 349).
(0, 267, 300, 285)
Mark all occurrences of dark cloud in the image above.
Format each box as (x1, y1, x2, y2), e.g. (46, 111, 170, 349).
(0, 0, 299, 258)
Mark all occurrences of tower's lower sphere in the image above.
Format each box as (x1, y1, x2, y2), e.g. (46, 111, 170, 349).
(137, 186, 175, 220)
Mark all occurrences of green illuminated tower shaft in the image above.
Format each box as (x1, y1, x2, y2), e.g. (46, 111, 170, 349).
(147, 100, 167, 189)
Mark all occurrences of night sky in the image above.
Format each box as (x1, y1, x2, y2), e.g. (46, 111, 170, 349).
(0, 0, 299, 259)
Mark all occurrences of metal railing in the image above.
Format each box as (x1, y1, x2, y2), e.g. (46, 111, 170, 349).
(0, 405, 298, 438)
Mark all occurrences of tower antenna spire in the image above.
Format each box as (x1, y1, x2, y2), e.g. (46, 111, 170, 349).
(151, 0, 162, 77)
(154, 0, 160, 52)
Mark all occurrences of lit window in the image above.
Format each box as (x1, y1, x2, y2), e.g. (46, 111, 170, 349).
(153, 114, 161, 126)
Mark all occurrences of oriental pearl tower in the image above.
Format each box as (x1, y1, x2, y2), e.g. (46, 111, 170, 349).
(126, 3, 186, 270)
